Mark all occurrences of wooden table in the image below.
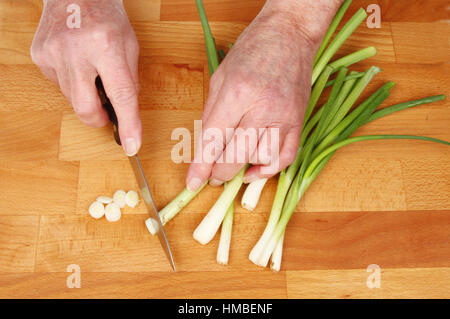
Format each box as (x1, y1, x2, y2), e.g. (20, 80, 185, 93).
(0, 0, 448, 299)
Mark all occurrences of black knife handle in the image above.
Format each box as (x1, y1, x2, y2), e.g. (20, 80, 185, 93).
(95, 76, 121, 145)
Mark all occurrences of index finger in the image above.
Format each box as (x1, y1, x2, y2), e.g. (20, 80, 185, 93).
(96, 51, 142, 156)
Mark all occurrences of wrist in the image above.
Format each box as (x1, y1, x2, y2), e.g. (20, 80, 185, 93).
(260, 0, 344, 47)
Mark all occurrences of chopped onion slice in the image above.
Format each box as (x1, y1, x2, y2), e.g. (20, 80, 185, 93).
(96, 196, 113, 204)
(113, 190, 127, 208)
(105, 202, 121, 222)
(125, 190, 139, 208)
(88, 201, 105, 219)
(145, 218, 159, 235)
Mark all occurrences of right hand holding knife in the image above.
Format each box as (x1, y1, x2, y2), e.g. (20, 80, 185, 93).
(31, 0, 142, 156)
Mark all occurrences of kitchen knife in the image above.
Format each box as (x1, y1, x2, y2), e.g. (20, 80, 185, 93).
(95, 76, 176, 271)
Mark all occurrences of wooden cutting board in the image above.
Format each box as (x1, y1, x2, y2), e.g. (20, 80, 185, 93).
(0, 0, 448, 298)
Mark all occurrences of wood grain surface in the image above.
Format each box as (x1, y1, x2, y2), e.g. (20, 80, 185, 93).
(0, 0, 449, 299)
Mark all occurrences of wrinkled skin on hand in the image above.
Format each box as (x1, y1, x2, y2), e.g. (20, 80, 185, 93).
(187, 9, 322, 190)
(31, 0, 141, 156)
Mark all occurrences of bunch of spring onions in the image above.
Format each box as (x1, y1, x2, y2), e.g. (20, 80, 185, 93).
(147, 0, 449, 269)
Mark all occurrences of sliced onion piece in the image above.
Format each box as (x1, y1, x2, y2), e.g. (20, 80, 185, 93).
(88, 201, 105, 219)
(125, 190, 139, 208)
(96, 196, 113, 204)
(145, 218, 159, 235)
(113, 190, 127, 208)
(105, 202, 121, 222)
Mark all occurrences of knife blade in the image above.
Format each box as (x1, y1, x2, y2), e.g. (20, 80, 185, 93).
(128, 154, 176, 271)
(95, 76, 176, 271)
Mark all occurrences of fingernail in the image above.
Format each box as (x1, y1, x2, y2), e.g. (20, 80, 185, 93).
(243, 174, 258, 184)
(124, 138, 138, 156)
(209, 178, 224, 187)
(187, 177, 202, 192)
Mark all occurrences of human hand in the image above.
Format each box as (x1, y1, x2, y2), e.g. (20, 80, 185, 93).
(186, 0, 340, 190)
(31, 0, 141, 156)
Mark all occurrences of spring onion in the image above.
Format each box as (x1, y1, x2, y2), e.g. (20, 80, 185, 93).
(193, 165, 248, 245)
(217, 201, 234, 265)
(328, 46, 377, 71)
(325, 71, 364, 88)
(258, 134, 449, 267)
(195, 0, 219, 75)
(159, 183, 206, 225)
(313, 0, 352, 66)
(270, 231, 284, 272)
(241, 177, 268, 211)
(312, 8, 367, 84)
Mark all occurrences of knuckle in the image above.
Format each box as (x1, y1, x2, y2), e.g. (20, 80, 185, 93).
(197, 164, 212, 175)
(212, 165, 233, 181)
(191, 163, 212, 179)
(43, 37, 62, 59)
(259, 87, 287, 108)
(129, 37, 140, 54)
(109, 85, 137, 106)
(73, 102, 97, 119)
(134, 40, 140, 53)
(281, 147, 297, 166)
(74, 103, 106, 128)
(91, 24, 120, 49)
(229, 74, 254, 99)
(30, 37, 44, 65)
(228, 75, 283, 108)
(30, 46, 43, 65)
